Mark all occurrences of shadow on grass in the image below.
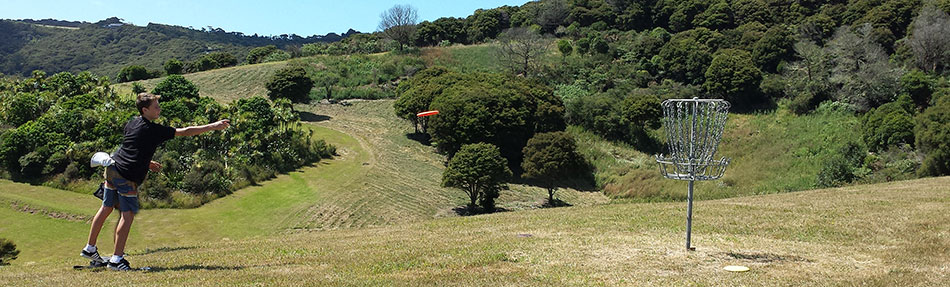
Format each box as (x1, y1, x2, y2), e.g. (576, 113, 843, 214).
(298, 111, 332, 122)
(405, 132, 431, 146)
(129, 246, 197, 256)
(452, 205, 509, 216)
(147, 264, 249, 272)
(541, 198, 572, 208)
(719, 252, 811, 263)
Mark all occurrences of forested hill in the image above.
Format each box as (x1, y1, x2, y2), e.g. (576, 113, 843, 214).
(0, 17, 358, 78)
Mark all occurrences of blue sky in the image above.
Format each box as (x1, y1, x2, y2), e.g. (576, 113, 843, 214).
(0, 0, 530, 36)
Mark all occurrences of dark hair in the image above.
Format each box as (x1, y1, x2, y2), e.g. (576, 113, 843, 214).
(136, 92, 161, 114)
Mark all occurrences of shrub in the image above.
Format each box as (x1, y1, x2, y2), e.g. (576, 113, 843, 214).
(266, 66, 313, 103)
(0, 238, 18, 266)
(152, 75, 200, 102)
(862, 95, 915, 152)
(116, 65, 151, 83)
(916, 96, 950, 176)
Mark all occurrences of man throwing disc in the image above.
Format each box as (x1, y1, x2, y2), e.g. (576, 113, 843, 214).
(80, 92, 230, 271)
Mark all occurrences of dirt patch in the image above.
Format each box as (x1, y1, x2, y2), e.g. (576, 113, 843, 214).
(7, 200, 90, 222)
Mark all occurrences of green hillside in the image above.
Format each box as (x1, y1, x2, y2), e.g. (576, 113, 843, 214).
(0, 19, 349, 79)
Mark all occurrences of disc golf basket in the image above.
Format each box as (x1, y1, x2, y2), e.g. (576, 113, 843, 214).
(655, 98, 731, 251)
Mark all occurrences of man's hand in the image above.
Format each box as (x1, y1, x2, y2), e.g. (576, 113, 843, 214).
(212, 119, 231, 131)
(149, 161, 162, 172)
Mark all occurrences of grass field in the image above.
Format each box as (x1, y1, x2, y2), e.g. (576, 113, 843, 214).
(2, 173, 947, 285)
(114, 61, 286, 103)
(0, 100, 607, 264)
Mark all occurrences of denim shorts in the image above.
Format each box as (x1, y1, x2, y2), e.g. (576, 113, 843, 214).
(103, 165, 139, 214)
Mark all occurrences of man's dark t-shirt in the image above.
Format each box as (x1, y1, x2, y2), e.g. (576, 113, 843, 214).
(111, 116, 176, 185)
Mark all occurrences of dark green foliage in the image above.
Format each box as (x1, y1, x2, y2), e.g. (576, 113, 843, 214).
(151, 74, 200, 102)
(246, 45, 280, 64)
(557, 39, 573, 56)
(427, 72, 565, 168)
(181, 160, 230, 195)
(863, 95, 915, 152)
(657, 28, 721, 85)
(413, 17, 468, 46)
(817, 141, 867, 188)
(265, 66, 314, 103)
(164, 59, 184, 75)
(0, 71, 333, 208)
(751, 26, 794, 73)
(131, 82, 147, 94)
(900, 70, 935, 109)
(205, 52, 237, 68)
(393, 67, 458, 133)
(467, 8, 508, 43)
(1, 92, 43, 126)
(565, 91, 660, 147)
(116, 65, 152, 83)
(916, 96, 950, 176)
(442, 143, 511, 211)
(0, 238, 18, 265)
(704, 49, 763, 108)
(521, 131, 587, 202)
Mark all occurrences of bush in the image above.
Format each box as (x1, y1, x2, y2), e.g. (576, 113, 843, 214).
(916, 96, 950, 176)
(152, 75, 200, 102)
(816, 142, 867, 188)
(0, 238, 18, 266)
(704, 49, 763, 109)
(164, 59, 184, 75)
(862, 95, 915, 152)
(521, 131, 587, 202)
(116, 65, 151, 83)
(266, 66, 313, 103)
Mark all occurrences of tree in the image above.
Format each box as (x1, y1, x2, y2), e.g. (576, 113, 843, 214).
(152, 75, 199, 102)
(783, 39, 833, 114)
(265, 66, 313, 103)
(863, 95, 915, 152)
(0, 238, 18, 266)
(206, 52, 237, 67)
(467, 8, 508, 43)
(900, 70, 935, 109)
(496, 27, 549, 77)
(116, 65, 150, 83)
(827, 24, 902, 112)
(164, 59, 183, 75)
(521, 132, 585, 203)
(442, 143, 511, 211)
(379, 4, 419, 50)
(246, 45, 279, 64)
(313, 70, 340, 102)
(557, 39, 573, 56)
(428, 73, 565, 167)
(752, 26, 794, 73)
(916, 96, 950, 176)
(393, 67, 459, 133)
(704, 49, 763, 108)
(908, 4, 950, 73)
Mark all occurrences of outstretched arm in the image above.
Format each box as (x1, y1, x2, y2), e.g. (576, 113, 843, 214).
(175, 119, 230, 137)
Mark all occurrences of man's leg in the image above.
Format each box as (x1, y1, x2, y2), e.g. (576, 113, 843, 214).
(86, 205, 113, 246)
(113, 211, 134, 257)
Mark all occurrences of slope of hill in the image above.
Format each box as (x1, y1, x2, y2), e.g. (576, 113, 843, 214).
(0, 18, 352, 79)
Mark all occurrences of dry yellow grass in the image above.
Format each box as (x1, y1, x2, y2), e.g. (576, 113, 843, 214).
(1, 176, 947, 286)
